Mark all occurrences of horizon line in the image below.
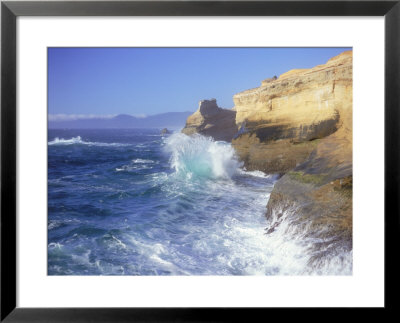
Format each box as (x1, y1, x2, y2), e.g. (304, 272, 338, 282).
(48, 111, 194, 122)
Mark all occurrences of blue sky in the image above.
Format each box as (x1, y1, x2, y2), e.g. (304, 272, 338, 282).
(48, 47, 350, 118)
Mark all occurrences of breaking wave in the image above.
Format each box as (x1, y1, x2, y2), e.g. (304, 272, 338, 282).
(165, 133, 242, 179)
(48, 136, 130, 147)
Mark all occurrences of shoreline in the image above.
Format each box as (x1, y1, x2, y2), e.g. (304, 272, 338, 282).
(181, 50, 353, 272)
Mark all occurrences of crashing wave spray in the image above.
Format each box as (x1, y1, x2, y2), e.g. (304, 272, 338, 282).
(264, 204, 353, 275)
(165, 133, 242, 179)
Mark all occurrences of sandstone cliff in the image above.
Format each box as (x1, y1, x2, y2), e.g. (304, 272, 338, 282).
(181, 51, 353, 260)
(232, 50, 352, 174)
(235, 50, 353, 259)
(182, 99, 237, 142)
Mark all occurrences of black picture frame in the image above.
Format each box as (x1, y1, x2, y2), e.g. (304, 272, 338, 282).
(1, 0, 399, 321)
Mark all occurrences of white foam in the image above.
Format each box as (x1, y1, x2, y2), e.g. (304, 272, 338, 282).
(48, 136, 130, 147)
(115, 165, 151, 172)
(115, 160, 154, 172)
(48, 242, 63, 249)
(239, 169, 279, 181)
(132, 159, 155, 164)
(262, 205, 353, 275)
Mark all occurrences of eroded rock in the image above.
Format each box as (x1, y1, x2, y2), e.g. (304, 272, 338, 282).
(232, 50, 352, 173)
(181, 99, 237, 142)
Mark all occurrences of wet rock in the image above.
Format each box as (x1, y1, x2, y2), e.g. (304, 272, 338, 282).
(161, 128, 171, 135)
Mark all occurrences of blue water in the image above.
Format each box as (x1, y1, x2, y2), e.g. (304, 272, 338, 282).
(48, 129, 352, 275)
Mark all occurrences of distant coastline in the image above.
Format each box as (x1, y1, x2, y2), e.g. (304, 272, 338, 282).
(48, 111, 192, 130)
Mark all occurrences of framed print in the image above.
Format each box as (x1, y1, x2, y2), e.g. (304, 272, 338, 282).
(1, 0, 399, 321)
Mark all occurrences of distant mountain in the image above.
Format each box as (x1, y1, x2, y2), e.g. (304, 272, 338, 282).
(49, 112, 193, 129)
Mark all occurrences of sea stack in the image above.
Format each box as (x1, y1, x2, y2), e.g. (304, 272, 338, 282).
(161, 128, 171, 135)
(181, 99, 237, 142)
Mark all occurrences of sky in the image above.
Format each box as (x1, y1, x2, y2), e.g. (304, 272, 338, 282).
(48, 47, 351, 119)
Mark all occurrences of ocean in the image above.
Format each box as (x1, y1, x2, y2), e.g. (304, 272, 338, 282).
(48, 128, 351, 275)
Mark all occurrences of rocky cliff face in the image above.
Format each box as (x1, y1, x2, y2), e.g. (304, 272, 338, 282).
(181, 99, 237, 142)
(181, 51, 353, 260)
(234, 50, 353, 258)
(232, 50, 352, 174)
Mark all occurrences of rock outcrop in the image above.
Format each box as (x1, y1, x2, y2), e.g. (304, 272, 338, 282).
(161, 128, 171, 135)
(181, 99, 237, 142)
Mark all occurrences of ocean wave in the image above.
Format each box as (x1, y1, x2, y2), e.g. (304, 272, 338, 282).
(48, 136, 130, 147)
(165, 133, 243, 179)
(48, 130, 350, 276)
(48, 218, 83, 230)
(48, 242, 63, 250)
(115, 158, 156, 172)
(115, 164, 152, 172)
(132, 158, 155, 164)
